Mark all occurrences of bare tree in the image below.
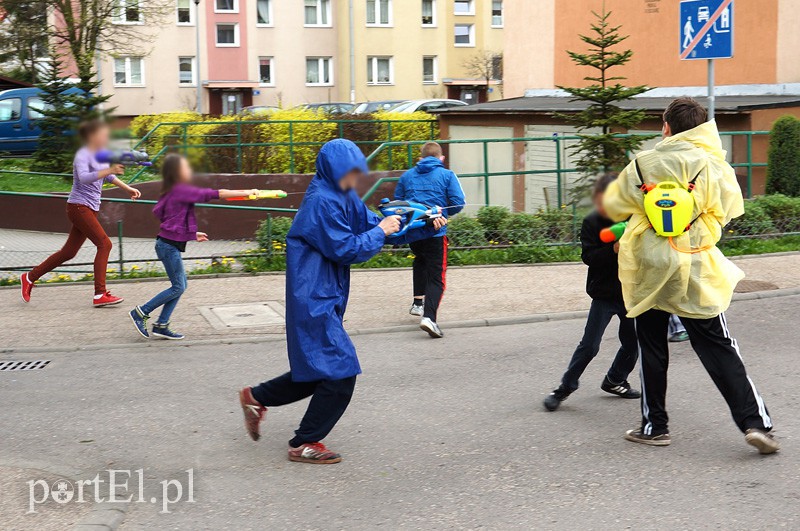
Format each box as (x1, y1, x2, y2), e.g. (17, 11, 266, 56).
(462, 50, 503, 98)
(47, 0, 170, 84)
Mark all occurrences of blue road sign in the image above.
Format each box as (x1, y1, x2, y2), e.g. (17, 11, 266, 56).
(679, 0, 734, 60)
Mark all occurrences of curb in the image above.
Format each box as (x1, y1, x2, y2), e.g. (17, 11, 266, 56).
(72, 503, 128, 530)
(3, 288, 800, 355)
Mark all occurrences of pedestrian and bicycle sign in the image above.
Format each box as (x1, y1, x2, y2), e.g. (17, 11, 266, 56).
(680, 0, 734, 60)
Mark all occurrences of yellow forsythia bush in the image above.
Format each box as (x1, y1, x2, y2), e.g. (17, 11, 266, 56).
(372, 111, 439, 170)
(256, 109, 337, 174)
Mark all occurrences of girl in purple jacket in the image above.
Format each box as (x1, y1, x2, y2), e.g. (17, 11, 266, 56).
(129, 154, 257, 339)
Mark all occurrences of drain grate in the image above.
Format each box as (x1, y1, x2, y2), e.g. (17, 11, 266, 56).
(0, 360, 51, 371)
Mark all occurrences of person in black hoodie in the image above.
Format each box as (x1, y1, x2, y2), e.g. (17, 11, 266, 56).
(543, 173, 641, 411)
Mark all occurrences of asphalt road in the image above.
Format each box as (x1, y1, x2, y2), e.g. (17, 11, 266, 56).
(1, 296, 798, 529)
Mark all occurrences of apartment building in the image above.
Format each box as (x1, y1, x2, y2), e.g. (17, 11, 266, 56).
(503, 0, 800, 97)
(94, 0, 504, 117)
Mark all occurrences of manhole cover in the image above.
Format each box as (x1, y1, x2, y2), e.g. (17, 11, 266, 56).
(199, 302, 285, 330)
(735, 280, 779, 293)
(0, 360, 51, 371)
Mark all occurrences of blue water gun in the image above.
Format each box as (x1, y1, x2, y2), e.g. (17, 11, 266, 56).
(379, 198, 442, 239)
(95, 149, 153, 167)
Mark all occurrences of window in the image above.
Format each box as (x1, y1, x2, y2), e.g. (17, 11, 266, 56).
(215, 0, 238, 13)
(304, 0, 330, 26)
(491, 0, 503, 26)
(366, 0, 391, 25)
(259, 57, 274, 85)
(454, 24, 474, 46)
(306, 57, 332, 85)
(112, 0, 142, 23)
(454, 0, 473, 15)
(179, 57, 196, 85)
(0, 98, 21, 121)
(113, 57, 144, 86)
(367, 56, 393, 85)
(422, 56, 437, 84)
(421, 0, 435, 25)
(177, 0, 194, 24)
(256, 0, 272, 25)
(28, 97, 49, 119)
(216, 23, 239, 46)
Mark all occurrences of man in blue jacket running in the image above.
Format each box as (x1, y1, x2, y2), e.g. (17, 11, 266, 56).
(238, 139, 401, 465)
(395, 141, 465, 338)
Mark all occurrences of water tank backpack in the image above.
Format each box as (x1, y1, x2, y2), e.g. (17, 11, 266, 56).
(633, 160, 711, 254)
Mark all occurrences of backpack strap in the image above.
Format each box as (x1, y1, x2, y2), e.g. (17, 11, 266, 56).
(633, 159, 650, 193)
(686, 164, 705, 193)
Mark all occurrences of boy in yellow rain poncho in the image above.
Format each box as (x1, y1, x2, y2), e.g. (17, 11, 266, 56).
(603, 98, 778, 455)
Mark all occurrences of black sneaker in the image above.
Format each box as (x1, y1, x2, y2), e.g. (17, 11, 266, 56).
(543, 386, 572, 411)
(624, 428, 671, 446)
(601, 376, 641, 399)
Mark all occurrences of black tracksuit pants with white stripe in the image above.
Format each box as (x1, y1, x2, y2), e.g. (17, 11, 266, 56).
(635, 309, 773, 436)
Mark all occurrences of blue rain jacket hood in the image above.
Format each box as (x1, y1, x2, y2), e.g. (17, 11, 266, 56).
(394, 156, 466, 239)
(284, 139, 386, 381)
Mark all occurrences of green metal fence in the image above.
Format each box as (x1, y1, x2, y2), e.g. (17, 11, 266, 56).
(129, 118, 439, 182)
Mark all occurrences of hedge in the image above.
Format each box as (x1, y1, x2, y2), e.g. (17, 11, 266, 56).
(129, 109, 436, 174)
(766, 115, 800, 197)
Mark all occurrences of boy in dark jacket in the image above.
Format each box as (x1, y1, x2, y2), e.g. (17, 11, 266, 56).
(395, 141, 465, 338)
(543, 173, 641, 411)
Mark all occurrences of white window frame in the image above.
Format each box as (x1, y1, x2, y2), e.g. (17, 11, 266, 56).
(366, 0, 392, 27)
(215, 23, 240, 47)
(113, 57, 145, 87)
(258, 56, 275, 86)
(454, 23, 475, 47)
(421, 0, 436, 26)
(491, 0, 503, 27)
(422, 55, 438, 84)
(255, 0, 273, 26)
(176, 0, 195, 25)
(214, 0, 239, 14)
(367, 56, 394, 85)
(454, 0, 474, 15)
(112, 0, 143, 25)
(306, 57, 333, 86)
(178, 56, 196, 86)
(304, 0, 332, 27)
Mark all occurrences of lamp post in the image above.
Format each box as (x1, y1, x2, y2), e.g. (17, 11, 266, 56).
(194, 0, 203, 114)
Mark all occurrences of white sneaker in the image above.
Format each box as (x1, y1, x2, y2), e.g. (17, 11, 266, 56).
(409, 304, 424, 317)
(420, 317, 443, 338)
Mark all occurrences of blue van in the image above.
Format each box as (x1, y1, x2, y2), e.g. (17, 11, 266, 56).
(0, 87, 83, 154)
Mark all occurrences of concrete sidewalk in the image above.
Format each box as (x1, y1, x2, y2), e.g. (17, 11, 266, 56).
(2, 252, 799, 352)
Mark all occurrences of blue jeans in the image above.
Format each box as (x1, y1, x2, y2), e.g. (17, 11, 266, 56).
(560, 298, 639, 391)
(140, 239, 187, 325)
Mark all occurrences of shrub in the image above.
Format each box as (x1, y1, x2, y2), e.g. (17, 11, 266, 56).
(753, 194, 800, 233)
(447, 215, 486, 247)
(255, 216, 294, 252)
(537, 207, 576, 242)
(766, 115, 800, 196)
(372, 111, 438, 170)
(498, 213, 547, 245)
(476, 206, 511, 239)
(258, 109, 338, 174)
(726, 200, 775, 236)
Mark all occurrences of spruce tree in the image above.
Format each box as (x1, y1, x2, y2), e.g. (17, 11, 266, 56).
(32, 55, 113, 174)
(556, 6, 654, 200)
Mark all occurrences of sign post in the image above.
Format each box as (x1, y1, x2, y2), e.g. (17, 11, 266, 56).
(679, 0, 734, 119)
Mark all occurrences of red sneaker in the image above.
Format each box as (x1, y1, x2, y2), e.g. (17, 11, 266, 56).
(239, 387, 267, 441)
(93, 291, 124, 307)
(20, 272, 34, 303)
(288, 442, 342, 464)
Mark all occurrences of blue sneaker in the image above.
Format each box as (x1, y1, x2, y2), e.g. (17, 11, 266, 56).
(151, 323, 185, 340)
(129, 307, 149, 338)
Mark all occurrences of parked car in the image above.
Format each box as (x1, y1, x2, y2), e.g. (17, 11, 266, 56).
(387, 99, 469, 114)
(240, 105, 279, 116)
(301, 102, 355, 115)
(0, 86, 85, 154)
(349, 100, 405, 114)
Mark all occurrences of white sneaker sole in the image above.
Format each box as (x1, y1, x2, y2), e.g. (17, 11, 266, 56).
(745, 431, 780, 454)
(93, 299, 124, 308)
(151, 333, 185, 340)
(420, 321, 443, 338)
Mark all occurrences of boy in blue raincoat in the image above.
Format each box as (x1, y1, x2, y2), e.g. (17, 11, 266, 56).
(238, 139, 401, 464)
(395, 141, 465, 338)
